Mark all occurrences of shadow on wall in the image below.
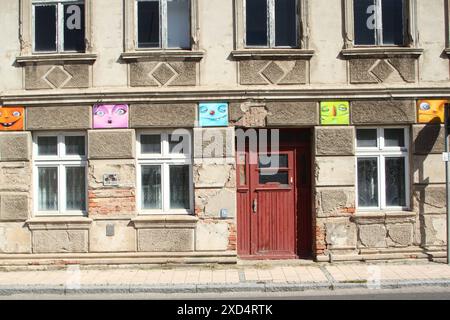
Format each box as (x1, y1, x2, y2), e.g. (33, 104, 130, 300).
(414, 121, 442, 247)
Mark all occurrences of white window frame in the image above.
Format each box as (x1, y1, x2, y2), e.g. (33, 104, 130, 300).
(136, 130, 193, 215)
(353, 0, 406, 47)
(135, 0, 191, 50)
(355, 127, 410, 211)
(32, 0, 85, 53)
(244, 0, 299, 48)
(33, 131, 87, 216)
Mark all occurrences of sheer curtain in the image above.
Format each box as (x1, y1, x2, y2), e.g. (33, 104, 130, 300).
(38, 167, 58, 211)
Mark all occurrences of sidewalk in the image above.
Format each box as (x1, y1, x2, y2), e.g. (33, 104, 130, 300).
(1, 262, 450, 296)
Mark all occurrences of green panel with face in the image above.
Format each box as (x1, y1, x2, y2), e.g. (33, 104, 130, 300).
(320, 101, 350, 125)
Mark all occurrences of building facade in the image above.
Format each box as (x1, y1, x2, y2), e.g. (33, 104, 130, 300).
(0, 0, 448, 265)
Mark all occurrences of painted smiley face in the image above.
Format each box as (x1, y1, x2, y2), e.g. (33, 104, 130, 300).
(198, 103, 229, 127)
(417, 100, 448, 124)
(0, 107, 25, 131)
(93, 104, 129, 129)
(320, 102, 350, 125)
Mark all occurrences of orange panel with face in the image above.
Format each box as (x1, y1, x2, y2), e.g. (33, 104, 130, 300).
(417, 100, 448, 124)
(0, 107, 25, 131)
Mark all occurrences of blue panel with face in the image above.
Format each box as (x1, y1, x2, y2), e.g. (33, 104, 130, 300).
(198, 103, 229, 127)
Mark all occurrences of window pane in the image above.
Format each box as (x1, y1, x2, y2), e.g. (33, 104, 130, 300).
(141, 166, 162, 209)
(138, 0, 160, 48)
(384, 129, 405, 147)
(246, 0, 268, 46)
(141, 135, 161, 154)
(356, 129, 378, 148)
(258, 154, 288, 168)
(354, 0, 376, 45)
(382, 0, 404, 45)
(34, 5, 57, 52)
(357, 158, 379, 207)
(259, 170, 289, 185)
(275, 0, 297, 47)
(167, 0, 190, 48)
(385, 157, 406, 207)
(63, 4, 85, 52)
(170, 165, 190, 209)
(169, 134, 190, 154)
(38, 136, 58, 156)
(38, 167, 58, 211)
(66, 167, 86, 211)
(65, 136, 85, 156)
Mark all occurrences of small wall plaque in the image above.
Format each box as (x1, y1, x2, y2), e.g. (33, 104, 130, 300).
(103, 173, 119, 186)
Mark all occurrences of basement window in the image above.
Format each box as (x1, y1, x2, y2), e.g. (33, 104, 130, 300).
(33, 132, 87, 216)
(33, 0, 85, 53)
(356, 127, 410, 211)
(137, 0, 191, 49)
(245, 0, 298, 48)
(353, 0, 405, 46)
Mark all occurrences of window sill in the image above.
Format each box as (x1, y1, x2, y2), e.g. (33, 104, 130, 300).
(231, 49, 315, 60)
(132, 215, 198, 229)
(120, 50, 205, 62)
(341, 47, 423, 59)
(16, 53, 97, 64)
(351, 210, 416, 222)
(26, 216, 92, 230)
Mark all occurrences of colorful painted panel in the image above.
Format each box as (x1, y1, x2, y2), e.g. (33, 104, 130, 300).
(0, 107, 25, 131)
(417, 100, 448, 124)
(93, 104, 129, 129)
(198, 103, 229, 127)
(320, 101, 350, 125)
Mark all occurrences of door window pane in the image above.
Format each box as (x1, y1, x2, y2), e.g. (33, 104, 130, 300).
(384, 129, 405, 147)
(34, 5, 57, 52)
(258, 154, 288, 168)
(356, 129, 378, 148)
(138, 0, 160, 48)
(141, 166, 162, 209)
(167, 0, 190, 48)
(259, 170, 289, 185)
(246, 0, 268, 46)
(63, 3, 85, 52)
(381, 0, 404, 45)
(66, 167, 86, 211)
(357, 158, 379, 207)
(141, 135, 161, 154)
(385, 157, 406, 207)
(275, 0, 297, 47)
(354, 0, 376, 45)
(38, 136, 58, 156)
(38, 167, 58, 211)
(65, 136, 85, 156)
(169, 165, 190, 209)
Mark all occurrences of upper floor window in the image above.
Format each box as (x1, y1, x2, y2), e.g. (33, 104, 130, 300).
(245, 0, 298, 48)
(137, 0, 191, 49)
(356, 127, 410, 211)
(33, 0, 85, 53)
(33, 132, 87, 216)
(354, 0, 405, 46)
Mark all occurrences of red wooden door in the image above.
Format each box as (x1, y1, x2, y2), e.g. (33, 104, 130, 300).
(237, 129, 311, 259)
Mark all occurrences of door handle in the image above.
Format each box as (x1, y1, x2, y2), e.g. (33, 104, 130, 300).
(252, 199, 257, 214)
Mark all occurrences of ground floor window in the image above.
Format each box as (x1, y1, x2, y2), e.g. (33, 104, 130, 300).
(137, 130, 193, 214)
(33, 132, 87, 216)
(356, 127, 410, 210)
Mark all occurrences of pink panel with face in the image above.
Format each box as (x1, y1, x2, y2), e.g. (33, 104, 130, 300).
(93, 104, 129, 129)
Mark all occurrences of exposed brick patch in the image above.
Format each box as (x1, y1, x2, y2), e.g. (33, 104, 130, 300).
(88, 189, 135, 216)
(227, 221, 237, 251)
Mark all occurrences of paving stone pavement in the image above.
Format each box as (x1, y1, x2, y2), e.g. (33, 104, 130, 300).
(0, 262, 450, 295)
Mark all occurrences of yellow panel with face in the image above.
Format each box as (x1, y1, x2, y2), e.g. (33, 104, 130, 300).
(417, 100, 448, 124)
